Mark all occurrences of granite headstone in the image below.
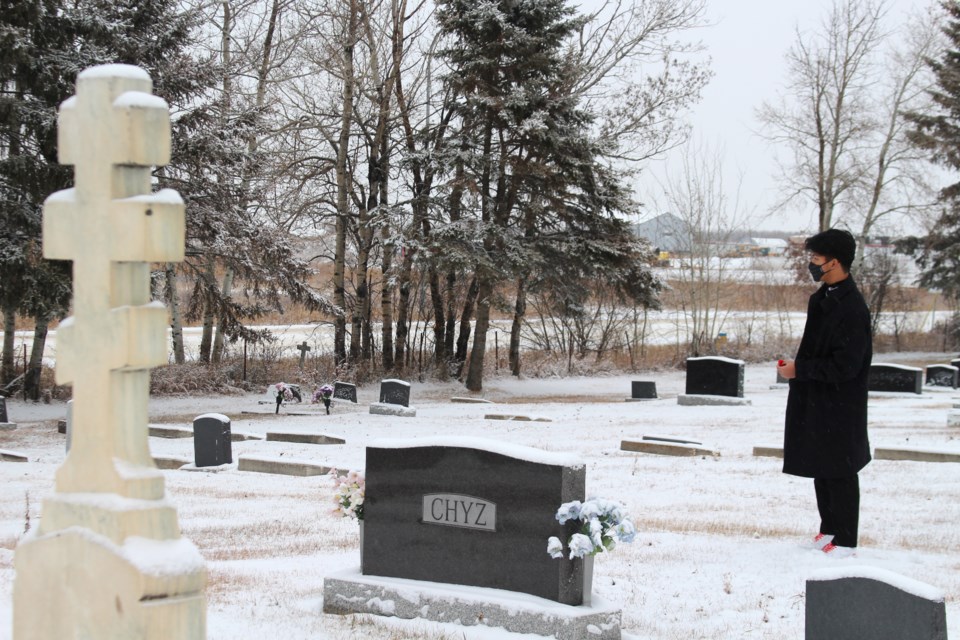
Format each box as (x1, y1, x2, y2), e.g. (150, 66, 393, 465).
(333, 381, 358, 403)
(926, 364, 958, 389)
(685, 356, 744, 398)
(952, 358, 960, 371)
(869, 363, 923, 394)
(193, 413, 232, 467)
(379, 379, 411, 407)
(363, 438, 587, 605)
(630, 381, 658, 399)
(0, 396, 7, 423)
(806, 568, 946, 640)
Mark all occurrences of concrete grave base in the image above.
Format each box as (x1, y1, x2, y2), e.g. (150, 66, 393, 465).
(369, 402, 417, 417)
(621, 439, 719, 457)
(450, 396, 494, 404)
(152, 455, 190, 470)
(266, 430, 346, 445)
(323, 568, 622, 640)
(0, 449, 28, 462)
(484, 413, 553, 422)
(677, 394, 752, 406)
(237, 454, 334, 476)
(148, 424, 193, 439)
(624, 397, 658, 402)
(874, 447, 960, 463)
(0, 422, 17, 431)
(753, 445, 784, 458)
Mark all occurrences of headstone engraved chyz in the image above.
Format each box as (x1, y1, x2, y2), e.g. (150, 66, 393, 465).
(869, 363, 923, 394)
(685, 356, 745, 397)
(806, 567, 947, 640)
(333, 381, 358, 403)
(13, 65, 206, 639)
(193, 413, 232, 467)
(379, 378, 411, 406)
(362, 437, 585, 604)
(925, 364, 958, 389)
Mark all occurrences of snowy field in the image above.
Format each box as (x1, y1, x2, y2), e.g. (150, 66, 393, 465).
(1, 358, 959, 639)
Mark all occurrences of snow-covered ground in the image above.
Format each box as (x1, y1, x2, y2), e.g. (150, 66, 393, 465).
(1, 358, 959, 639)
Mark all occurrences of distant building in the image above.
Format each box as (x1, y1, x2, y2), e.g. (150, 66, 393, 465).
(751, 237, 788, 256)
(632, 213, 690, 254)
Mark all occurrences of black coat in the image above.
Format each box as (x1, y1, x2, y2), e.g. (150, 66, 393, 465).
(783, 276, 872, 478)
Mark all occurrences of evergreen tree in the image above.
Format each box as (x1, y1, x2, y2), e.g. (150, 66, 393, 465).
(904, 1, 960, 307)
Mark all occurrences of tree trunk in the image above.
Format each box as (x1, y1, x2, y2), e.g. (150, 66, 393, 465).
(199, 260, 217, 364)
(2, 306, 16, 385)
(211, 266, 234, 363)
(429, 266, 445, 367)
(465, 278, 492, 391)
(444, 270, 457, 366)
(381, 228, 395, 371)
(165, 264, 185, 364)
(509, 276, 526, 376)
(24, 316, 48, 401)
(454, 275, 479, 373)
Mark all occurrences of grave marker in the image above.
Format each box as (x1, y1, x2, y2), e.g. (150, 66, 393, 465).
(333, 381, 358, 403)
(869, 363, 923, 394)
(296, 341, 311, 369)
(193, 413, 232, 467)
(926, 364, 958, 389)
(13, 64, 205, 640)
(626, 381, 658, 401)
(0, 395, 8, 422)
(806, 567, 946, 640)
(684, 356, 744, 398)
(379, 378, 411, 406)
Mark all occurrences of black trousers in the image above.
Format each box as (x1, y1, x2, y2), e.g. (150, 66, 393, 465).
(814, 475, 860, 547)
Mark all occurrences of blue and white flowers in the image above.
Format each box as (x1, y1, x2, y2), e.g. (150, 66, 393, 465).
(547, 498, 637, 559)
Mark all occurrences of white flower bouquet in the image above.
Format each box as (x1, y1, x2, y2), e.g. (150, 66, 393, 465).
(329, 469, 365, 521)
(546, 498, 636, 559)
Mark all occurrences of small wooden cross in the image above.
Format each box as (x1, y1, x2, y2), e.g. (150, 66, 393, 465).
(297, 341, 312, 369)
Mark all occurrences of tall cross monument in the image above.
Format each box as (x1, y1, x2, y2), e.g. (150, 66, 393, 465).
(13, 65, 206, 639)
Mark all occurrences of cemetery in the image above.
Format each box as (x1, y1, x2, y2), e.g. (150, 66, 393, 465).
(2, 361, 959, 639)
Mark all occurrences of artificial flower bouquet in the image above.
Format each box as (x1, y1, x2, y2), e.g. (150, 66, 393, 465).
(547, 498, 636, 559)
(330, 469, 365, 521)
(313, 383, 334, 404)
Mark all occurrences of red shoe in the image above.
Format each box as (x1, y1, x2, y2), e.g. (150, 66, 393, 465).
(822, 542, 855, 558)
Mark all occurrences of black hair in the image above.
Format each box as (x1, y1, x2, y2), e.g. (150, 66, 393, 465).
(805, 228, 856, 271)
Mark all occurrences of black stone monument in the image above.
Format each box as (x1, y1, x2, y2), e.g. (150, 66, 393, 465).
(0, 395, 7, 423)
(806, 572, 947, 640)
(685, 356, 744, 398)
(952, 358, 960, 371)
(630, 381, 658, 399)
(926, 364, 958, 389)
(869, 364, 923, 394)
(193, 413, 233, 467)
(379, 379, 411, 407)
(363, 440, 587, 604)
(333, 381, 358, 403)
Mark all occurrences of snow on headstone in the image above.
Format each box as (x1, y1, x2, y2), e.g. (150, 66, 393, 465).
(13, 64, 205, 640)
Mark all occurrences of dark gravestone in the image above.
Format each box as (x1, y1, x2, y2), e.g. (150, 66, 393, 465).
(363, 439, 586, 605)
(926, 364, 958, 389)
(685, 356, 744, 398)
(630, 381, 657, 399)
(193, 413, 233, 467)
(0, 396, 7, 423)
(333, 381, 358, 403)
(379, 379, 411, 407)
(952, 358, 960, 370)
(869, 363, 922, 394)
(806, 569, 947, 640)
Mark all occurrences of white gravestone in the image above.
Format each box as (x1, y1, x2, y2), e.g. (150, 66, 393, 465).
(13, 65, 206, 639)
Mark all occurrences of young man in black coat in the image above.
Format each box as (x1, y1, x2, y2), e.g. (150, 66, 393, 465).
(776, 229, 872, 557)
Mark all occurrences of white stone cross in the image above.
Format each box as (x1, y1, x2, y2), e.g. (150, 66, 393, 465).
(42, 64, 185, 499)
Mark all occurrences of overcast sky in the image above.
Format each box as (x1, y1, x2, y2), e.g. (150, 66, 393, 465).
(637, 0, 938, 235)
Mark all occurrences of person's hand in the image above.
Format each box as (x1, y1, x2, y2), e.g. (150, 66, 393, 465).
(777, 359, 797, 380)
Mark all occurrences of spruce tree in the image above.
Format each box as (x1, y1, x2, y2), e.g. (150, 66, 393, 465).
(904, 1, 960, 307)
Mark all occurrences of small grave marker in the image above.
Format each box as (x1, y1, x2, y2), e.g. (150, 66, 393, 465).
(925, 364, 958, 388)
(333, 381, 358, 403)
(0, 395, 9, 423)
(869, 363, 922, 394)
(684, 356, 744, 398)
(296, 341, 311, 369)
(806, 567, 946, 640)
(874, 446, 960, 464)
(237, 454, 335, 477)
(265, 430, 346, 445)
(621, 439, 719, 457)
(626, 381, 658, 401)
(193, 413, 232, 467)
(379, 378, 411, 407)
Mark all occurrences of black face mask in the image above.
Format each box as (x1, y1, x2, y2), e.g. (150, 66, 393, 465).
(808, 261, 828, 282)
